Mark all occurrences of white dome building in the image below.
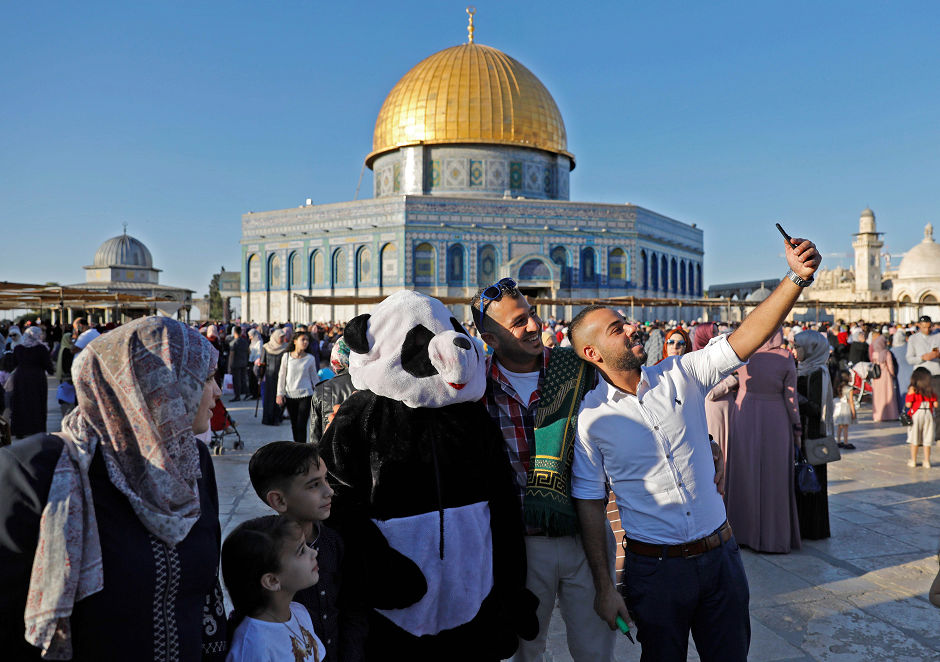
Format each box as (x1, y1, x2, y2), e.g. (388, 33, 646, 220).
(66, 228, 195, 321)
(894, 223, 940, 323)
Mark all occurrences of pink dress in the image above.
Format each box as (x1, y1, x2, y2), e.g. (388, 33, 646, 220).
(725, 348, 802, 553)
(871, 348, 900, 421)
(706, 373, 738, 462)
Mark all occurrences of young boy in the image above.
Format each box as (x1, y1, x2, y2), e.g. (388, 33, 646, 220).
(249, 441, 365, 662)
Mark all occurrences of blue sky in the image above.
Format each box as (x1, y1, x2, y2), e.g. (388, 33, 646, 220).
(2, 1, 938, 296)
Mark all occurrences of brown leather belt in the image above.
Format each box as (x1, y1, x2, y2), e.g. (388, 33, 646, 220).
(624, 522, 733, 559)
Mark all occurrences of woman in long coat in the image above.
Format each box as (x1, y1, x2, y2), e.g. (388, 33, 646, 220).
(259, 328, 289, 426)
(793, 330, 833, 539)
(870, 334, 900, 421)
(0, 317, 227, 661)
(10, 327, 54, 439)
(725, 328, 802, 553)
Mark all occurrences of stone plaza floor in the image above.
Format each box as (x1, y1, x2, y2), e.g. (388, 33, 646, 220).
(44, 378, 940, 661)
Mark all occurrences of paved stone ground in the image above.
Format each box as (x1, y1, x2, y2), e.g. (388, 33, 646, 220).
(44, 378, 940, 660)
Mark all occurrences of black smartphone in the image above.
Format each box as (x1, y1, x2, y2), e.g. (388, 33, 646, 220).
(775, 223, 797, 247)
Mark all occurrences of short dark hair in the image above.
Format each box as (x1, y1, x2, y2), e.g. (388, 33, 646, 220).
(233, 326, 242, 336)
(249, 441, 321, 502)
(287, 331, 313, 354)
(470, 282, 521, 332)
(567, 304, 609, 349)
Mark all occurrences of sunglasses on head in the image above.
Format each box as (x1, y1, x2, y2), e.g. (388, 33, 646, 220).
(475, 278, 517, 331)
(666, 339, 687, 346)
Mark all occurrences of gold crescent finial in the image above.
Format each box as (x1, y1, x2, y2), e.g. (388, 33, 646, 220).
(466, 6, 475, 43)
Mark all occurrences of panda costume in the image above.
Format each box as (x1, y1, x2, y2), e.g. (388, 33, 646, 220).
(319, 291, 538, 661)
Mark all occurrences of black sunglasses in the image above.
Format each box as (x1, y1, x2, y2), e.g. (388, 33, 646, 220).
(475, 278, 517, 332)
(666, 339, 687, 346)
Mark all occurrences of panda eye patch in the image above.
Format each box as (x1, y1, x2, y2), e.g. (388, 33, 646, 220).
(400, 324, 439, 378)
(450, 318, 469, 336)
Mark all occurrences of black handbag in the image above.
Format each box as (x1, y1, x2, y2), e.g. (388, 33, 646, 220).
(900, 407, 913, 426)
(795, 448, 821, 495)
(869, 362, 882, 380)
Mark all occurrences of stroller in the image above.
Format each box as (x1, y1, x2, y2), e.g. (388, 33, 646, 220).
(848, 362, 875, 409)
(208, 398, 243, 455)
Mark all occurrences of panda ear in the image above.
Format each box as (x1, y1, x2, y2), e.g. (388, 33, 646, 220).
(344, 314, 371, 354)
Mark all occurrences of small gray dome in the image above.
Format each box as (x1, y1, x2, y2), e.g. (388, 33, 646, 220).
(859, 207, 876, 233)
(746, 284, 772, 302)
(94, 233, 153, 268)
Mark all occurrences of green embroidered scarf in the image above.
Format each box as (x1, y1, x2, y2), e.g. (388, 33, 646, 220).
(524, 347, 595, 536)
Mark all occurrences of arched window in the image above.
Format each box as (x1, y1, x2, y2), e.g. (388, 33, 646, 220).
(333, 249, 347, 286)
(609, 248, 627, 287)
(519, 259, 552, 280)
(447, 244, 466, 285)
(687, 262, 695, 296)
(649, 252, 658, 291)
(679, 261, 686, 295)
(581, 247, 597, 284)
(478, 244, 497, 286)
(358, 247, 372, 285)
(640, 250, 648, 289)
(247, 254, 261, 291)
(660, 255, 668, 293)
(289, 252, 301, 288)
(670, 258, 678, 294)
(414, 242, 436, 286)
(696, 263, 702, 296)
(310, 251, 324, 286)
(550, 246, 570, 286)
(381, 243, 398, 287)
(267, 254, 281, 290)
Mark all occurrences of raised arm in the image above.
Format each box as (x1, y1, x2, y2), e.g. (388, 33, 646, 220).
(728, 237, 821, 361)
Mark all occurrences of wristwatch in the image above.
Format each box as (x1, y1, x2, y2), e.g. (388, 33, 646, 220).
(786, 268, 814, 288)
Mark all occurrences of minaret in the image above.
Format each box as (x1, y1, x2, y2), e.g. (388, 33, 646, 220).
(852, 207, 884, 296)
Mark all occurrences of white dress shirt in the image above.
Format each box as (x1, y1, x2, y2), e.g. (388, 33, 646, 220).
(572, 335, 745, 545)
(906, 332, 940, 376)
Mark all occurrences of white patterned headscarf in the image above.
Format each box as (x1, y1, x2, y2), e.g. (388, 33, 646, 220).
(21, 326, 46, 348)
(24, 316, 218, 659)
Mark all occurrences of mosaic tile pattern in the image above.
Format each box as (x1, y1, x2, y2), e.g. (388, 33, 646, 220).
(486, 160, 508, 189)
(429, 160, 441, 188)
(509, 162, 522, 190)
(444, 158, 467, 188)
(542, 167, 552, 196)
(393, 164, 401, 193)
(469, 160, 483, 187)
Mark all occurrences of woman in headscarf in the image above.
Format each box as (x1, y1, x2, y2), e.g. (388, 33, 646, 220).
(247, 328, 264, 399)
(792, 330, 833, 540)
(891, 328, 913, 398)
(659, 327, 691, 363)
(643, 325, 664, 367)
(309, 338, 356, 444)
(724, 328, 803, 553)
(870, 333, 899, 421)
(5, 325, 23, 352)
(205, 325, 225, 386)
(259, 328, 289, 426)
(0, 316, 227, 661)
(9, 327, 55, 440)
(692, 322, 716, 352)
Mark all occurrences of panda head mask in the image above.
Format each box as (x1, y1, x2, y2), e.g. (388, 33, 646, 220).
(344, 290, 486, 408)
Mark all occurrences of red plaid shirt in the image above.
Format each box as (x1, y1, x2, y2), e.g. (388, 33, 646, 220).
(482, 347, 552, 534)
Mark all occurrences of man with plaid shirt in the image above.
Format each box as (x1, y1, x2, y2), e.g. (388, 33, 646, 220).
(472, 282, 617, 662)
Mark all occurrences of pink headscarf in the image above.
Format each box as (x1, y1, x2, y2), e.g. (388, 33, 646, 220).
(760, 327, 786, 352)
(25, 317, 218, 659)
(206, 324, 220, 341)
(692, 323, 716, 351)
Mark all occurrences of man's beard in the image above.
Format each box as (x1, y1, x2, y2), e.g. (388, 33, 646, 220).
(609, 344, 647, 372)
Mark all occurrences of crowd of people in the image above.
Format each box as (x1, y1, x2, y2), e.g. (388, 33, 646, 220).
(2, 234, 939, 662)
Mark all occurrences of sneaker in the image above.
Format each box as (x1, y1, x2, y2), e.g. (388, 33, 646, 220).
(908, 459, 917, 467)
(925, 461, 932, 469)
(229, 397, 241, 402)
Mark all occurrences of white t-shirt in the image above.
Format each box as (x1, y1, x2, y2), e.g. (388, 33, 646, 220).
(227, 602, 325, 662)
(73, 328, 100, 350)
(496, 360, 540, 405)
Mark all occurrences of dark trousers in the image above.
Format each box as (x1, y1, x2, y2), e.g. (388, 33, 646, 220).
(285, 396, 312, 444)
(621, 533, 750, 662)
(231, 367, 249, 399)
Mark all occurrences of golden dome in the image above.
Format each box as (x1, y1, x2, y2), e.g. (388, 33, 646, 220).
(367, 42, 573, 169)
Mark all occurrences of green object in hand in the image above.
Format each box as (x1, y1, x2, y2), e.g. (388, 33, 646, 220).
(616, 615, 635, 643)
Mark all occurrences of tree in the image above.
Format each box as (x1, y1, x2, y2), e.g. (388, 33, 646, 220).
(208, 273, 224, 319)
